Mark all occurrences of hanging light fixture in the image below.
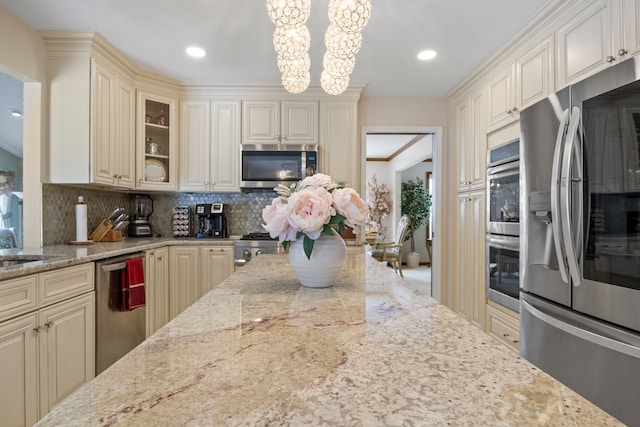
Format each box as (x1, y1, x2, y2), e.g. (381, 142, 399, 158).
(266, 0, 371, 95)
(328, 0, 372, 34)
(267, 0, 311, 94)
(266, 0, 311, 29)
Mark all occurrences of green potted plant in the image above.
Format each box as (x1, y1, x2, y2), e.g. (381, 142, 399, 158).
(400, 177, 432, 268)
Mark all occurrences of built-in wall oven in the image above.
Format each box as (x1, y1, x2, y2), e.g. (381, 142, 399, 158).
(486, 139, 520, 312)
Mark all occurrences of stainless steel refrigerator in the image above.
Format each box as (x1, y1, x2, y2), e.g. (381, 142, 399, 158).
(520, 56, 640, 425)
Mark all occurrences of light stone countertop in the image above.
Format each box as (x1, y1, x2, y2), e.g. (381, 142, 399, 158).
(34, 253, 621, 426)
(0, 237, 361, 281)
(0, 237, 238, 280)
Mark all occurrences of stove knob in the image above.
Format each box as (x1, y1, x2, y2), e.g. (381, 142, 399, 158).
(256, 249, 263, 256)
(243, 249, 251, 260)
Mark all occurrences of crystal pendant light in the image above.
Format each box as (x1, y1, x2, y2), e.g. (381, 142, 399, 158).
(321, 69, 350, 95)
(266, 0, 311, 29)
(273, 26, 311, 60)
(282, 70, 311, 94)
(328, 0, 372, 33)
(324, 25, 362, 59)
(322, 51, 355, 77)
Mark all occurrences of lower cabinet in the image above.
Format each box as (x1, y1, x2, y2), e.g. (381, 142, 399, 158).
(168, 245, 234, 320)
(201, 246, 234, 295)
(485, 302, 520, 352)
(146, 247, 169, 337)
(455, 190, 486, 329)
(169, 246, 201, 320)
(0, 264, 95, 426)
(38, 293, 95, 415)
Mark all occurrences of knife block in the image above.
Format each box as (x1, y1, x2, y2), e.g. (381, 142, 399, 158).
(101, 230, 123, 242)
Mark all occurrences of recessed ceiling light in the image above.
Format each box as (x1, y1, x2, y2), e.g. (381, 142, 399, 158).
(186, 46, 206, 58)
(417, 50, 437, 61)
(10, 109, 22, 118)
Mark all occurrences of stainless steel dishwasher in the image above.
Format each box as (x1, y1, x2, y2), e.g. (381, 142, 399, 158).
(95, 252, 146, 375)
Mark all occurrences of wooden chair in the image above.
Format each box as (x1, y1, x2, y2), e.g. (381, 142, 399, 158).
(369, 215, 409, 277)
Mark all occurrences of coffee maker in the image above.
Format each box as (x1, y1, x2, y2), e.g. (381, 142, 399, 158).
(195, 203, 228, 238)
(128, 194, 153, 237)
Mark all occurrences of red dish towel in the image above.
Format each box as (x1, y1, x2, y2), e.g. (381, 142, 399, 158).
(121, 258, 145, 311)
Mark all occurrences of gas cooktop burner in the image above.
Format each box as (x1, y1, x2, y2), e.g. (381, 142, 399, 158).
(241, 232, 275, 240)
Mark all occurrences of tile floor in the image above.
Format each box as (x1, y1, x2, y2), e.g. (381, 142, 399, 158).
(398, 265, 432, 296)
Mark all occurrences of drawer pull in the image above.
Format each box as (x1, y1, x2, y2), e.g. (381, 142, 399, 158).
(503, 333, 519, 344)
(45, 321, 55, 328)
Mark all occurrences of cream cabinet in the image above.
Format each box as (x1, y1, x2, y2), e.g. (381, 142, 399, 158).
(0, 263, 95, 425)
(242, 100, 318, 144)
(454, 190, 486, 329)
(556, 0, 640, 89)
(136, 91, 178, 191)
(456, 88, 486, 192)
(487, 35, 553, 131)
(146, 247, 169, 337)
(485, 302, 520, 352)
(168, 246, 200, 320)
(37, 292, 95, 415)
(45, 33, 136, 188)
(319, 101, 359, 190)
(179, 100, 241, 192)
(169, 245, 234, 319)
(200, 246, 234, 295)
(91, 59, 136, 188)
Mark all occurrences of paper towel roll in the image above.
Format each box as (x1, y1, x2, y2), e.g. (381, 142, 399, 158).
(76, 196, 88, 242)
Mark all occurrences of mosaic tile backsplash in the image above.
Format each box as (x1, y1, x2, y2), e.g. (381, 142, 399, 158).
(42, 184, 276, 246)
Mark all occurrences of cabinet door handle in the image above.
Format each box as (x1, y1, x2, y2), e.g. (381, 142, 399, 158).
(618, 48, 628, 56)
(503, 333, 519, 344)
(606, 55, 616, 63)
(511, 106, 518, 112)
(45, 321, 54, 328)
(281, 135, 288, 141)
(157, 256, 163, 261)
(33, 326, 44, 333)
(139, 178, 143, 183)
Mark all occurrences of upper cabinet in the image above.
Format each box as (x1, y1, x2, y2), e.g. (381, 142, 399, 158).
(179, 99, 241, 193)
(487, 34, 554, 132)
(136, 91, 178, 191)
(456, 87, 487, 191)
(44, 33, 136, 188)
(242, 100, 318, 144)
(319, 102, 359, 190)
(556, 0, 640, 89)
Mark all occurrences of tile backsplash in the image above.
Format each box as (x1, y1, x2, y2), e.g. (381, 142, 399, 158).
(42, 184, 276, 246)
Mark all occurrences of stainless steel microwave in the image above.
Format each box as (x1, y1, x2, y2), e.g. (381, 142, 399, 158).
(240, 144, 319, 190)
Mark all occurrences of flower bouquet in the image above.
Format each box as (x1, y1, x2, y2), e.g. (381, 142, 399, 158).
(262, 173, 368, 259)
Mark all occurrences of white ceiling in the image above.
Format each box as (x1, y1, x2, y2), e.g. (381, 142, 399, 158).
(0, 0, 550, 97)
(366, 134, 425, 160)
(0, 0, 551, 158)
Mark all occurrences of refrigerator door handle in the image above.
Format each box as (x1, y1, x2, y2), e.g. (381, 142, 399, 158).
(550, 108, 570, 283)
(522, 298, 640, 358)
(560, 107, 582, 287)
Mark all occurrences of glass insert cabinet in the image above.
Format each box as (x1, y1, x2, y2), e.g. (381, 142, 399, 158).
(137, 92, 177, 190)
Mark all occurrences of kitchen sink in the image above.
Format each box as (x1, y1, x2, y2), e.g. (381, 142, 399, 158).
(0, 254, 62, 267)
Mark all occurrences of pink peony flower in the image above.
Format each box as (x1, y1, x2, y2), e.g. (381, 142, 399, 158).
(299, 173, 334, 189)
(286, 187, 334, 239)
(262, 198, 297, 242)
(332, 188, 368, 233)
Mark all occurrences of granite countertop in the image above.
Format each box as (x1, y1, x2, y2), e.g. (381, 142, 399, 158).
(34, 253, 621, 426)
(0, 237, 362, 281)
(0, 237, 238, 280)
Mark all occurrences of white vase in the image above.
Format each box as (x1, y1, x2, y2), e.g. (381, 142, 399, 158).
(406, 251, 420, 268)
(288, 230, 346, 288)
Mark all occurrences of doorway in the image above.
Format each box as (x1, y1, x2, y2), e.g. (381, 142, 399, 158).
(361, 125, 443, 299)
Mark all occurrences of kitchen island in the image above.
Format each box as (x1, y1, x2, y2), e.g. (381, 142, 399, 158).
(34, 253, 620, 426)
